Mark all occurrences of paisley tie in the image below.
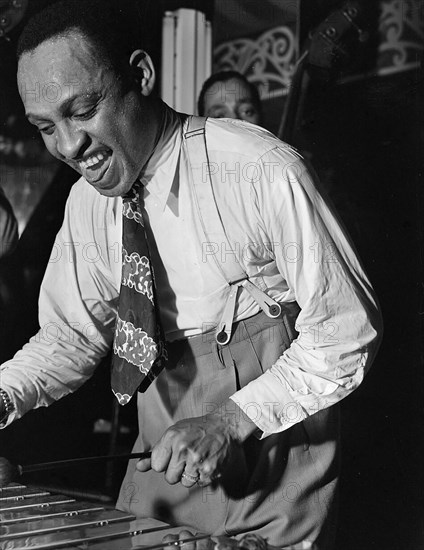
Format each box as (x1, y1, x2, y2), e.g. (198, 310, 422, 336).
(111, 182, 166, 405)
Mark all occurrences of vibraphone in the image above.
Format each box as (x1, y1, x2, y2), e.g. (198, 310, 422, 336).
(0, 483, 209, 550)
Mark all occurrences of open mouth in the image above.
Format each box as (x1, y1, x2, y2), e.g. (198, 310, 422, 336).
(78, 149, 112, 184)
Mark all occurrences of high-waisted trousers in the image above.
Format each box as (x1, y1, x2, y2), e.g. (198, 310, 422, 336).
(117, 304, 339, 549)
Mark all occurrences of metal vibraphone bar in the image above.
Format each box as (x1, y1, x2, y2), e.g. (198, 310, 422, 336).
(0, 483, 210, 550)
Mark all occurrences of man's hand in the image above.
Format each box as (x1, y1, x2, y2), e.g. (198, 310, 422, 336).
(161, 530, 270, 550)
(162, 530, 214, 550)
(136, 398, 257, 487)
(136, 413, 236, 487)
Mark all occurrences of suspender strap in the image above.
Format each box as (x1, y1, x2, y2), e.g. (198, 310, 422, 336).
(184, 116, 248, 285)
(184, 116, 281, 344)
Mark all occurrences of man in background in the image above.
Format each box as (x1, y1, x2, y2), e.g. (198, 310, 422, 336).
(198, 70, 262, 125)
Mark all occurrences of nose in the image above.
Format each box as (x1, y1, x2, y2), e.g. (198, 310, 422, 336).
(56, 122, 87, 160)
(225, 107, 238, 120)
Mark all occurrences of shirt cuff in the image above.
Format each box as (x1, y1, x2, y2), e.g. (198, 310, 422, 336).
(229, 370, 308, 439)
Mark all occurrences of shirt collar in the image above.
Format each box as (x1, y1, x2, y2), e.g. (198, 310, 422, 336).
(139, 103, 186, 212)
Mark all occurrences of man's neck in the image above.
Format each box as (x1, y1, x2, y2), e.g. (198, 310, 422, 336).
(138, 101, 185, 181)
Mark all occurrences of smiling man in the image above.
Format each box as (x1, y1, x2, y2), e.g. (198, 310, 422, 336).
(18, 24, 160, 197)
(0, 1, 382, 548)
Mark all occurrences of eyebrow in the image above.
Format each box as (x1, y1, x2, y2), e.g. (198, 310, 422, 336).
(26, 92, 100, 122)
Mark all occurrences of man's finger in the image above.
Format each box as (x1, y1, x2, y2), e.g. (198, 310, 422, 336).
(180, 447, 201, 487)
(150, 430, 194, 484)
(151, 443, 173, 472)
(178, 529, 197, 550)
(180, 468, 200, 488)
(163, 453, 186, 485)
(162, 533, 180, 543)
(135, 457, 151, 472)
(162, 530, 196, 550)
(197, 470, 214, 487)
(157, 439, 187, 484)
(162, 532, 180, 550)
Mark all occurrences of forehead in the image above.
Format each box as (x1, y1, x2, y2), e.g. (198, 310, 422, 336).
(17, 33, 111, 106)
(206, 77, 254, 104)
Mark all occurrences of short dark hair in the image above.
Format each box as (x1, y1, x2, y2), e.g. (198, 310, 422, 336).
(17, 0, 143, 76)
(197, 70, 262, 116)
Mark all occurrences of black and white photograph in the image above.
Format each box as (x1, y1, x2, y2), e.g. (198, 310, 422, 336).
(0, 1, 422, 549)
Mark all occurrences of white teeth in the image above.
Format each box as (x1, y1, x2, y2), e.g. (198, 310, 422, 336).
(80, 151, 108, 170)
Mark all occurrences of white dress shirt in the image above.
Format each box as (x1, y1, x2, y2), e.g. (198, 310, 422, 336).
(0, 107, 381, 436)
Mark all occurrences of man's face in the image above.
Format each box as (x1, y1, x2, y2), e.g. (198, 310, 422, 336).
(203, 77, 261, 125)
(17, 32, 158, 197)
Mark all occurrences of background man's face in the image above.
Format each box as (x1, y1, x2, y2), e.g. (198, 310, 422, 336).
(203, 77, 261, 125)
(17, 32, 158, 197)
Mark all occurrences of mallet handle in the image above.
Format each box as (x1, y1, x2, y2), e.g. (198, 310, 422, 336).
(19, 451, 151, 474)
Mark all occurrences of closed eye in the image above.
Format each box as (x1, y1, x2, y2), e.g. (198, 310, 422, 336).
(37, 124, 55, 136)
(73, 107, 97, 121)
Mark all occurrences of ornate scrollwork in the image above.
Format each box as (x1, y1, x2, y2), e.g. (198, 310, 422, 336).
(213, 26, 297, 99)
(378, 0, 424, 75)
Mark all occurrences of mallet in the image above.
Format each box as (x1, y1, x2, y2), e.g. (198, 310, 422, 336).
(0, 452, 151, 487)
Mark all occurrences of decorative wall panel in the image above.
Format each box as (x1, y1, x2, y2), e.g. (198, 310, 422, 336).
(213, 25, 298, 100)
(378, 0, 424, 76)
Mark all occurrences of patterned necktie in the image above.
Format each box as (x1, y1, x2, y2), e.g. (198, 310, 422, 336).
(111, 181, 166, 405)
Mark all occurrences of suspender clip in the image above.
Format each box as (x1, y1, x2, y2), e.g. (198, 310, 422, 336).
(241, 280, 282, 319)
(215, 285, 239, 345)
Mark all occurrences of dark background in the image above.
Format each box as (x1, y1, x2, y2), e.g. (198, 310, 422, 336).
(0, 1, 423, 548)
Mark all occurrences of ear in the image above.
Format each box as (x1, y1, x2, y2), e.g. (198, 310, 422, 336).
(129, 50, 156, 96)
